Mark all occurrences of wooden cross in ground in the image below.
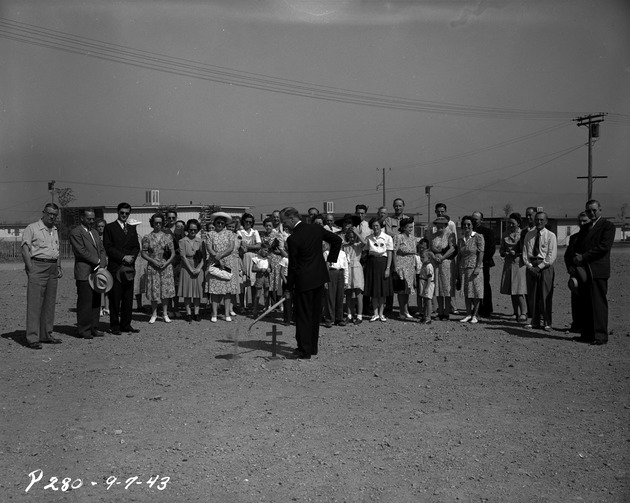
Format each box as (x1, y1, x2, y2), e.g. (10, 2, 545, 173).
(266, 324, 282, 357)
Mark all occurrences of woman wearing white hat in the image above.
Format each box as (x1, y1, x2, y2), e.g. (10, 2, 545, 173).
(204, 212, 239, 322)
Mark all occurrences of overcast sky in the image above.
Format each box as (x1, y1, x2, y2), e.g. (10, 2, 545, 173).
(1, 0, 629, 225)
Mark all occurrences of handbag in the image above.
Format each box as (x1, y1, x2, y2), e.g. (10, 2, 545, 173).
(391, 270, 406, 291)
(207, 264, 233, 281)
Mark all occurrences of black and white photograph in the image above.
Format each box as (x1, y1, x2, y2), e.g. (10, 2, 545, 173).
(1, 1, 629, 501)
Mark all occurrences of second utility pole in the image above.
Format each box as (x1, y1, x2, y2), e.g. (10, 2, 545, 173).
(574, 113, 607, 200)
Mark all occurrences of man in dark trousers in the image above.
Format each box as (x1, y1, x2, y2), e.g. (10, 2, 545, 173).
(103, 202, 140, 335)
(69, 209, 108, 339)
(472, 211, 496, 317)
(563, 211, 591, 333)
(281, 207, 342, 359)
(571, 200, 615, 345)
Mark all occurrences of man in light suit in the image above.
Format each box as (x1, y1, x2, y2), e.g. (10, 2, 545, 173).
(281, 207, 342, 359)
(571, 200, 615, 345)
(103, 202, 140, 335)
(69, 209, 107, 339)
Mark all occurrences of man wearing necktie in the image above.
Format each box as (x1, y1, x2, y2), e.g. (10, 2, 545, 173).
(522, 212, 557, 330)
(103, 202, 140, 334)
(70, 209, 108, 339)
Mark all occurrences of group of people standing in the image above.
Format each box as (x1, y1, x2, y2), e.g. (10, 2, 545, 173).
(20, 197, 614, 353)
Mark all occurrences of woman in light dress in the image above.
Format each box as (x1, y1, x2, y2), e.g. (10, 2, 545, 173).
(338, 214, 366, 324)
(458, 216, 485, 324)
(393, 218, 418, 319)
(236, 213, 261, 312)
(178, 219, 205, 322)
(499, 212, 528, 321)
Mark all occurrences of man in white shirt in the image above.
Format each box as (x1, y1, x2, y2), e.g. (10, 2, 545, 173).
(21, 203, 63, 348)
(355, 204, 371, 237)
(322, 246, 349, 327)
(522, 212, 557, 330)
(383, 198, 408, 237)
(324, 213, 341, 233)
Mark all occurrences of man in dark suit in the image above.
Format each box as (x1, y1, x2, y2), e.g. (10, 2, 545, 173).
(103, 202, 140, 335)
(69, 209, 108, 339)
(571, 200, 615, 345)
(472, 211, 496, 317)
(563, 211, 591, 333)
(281, 207, 342, 359)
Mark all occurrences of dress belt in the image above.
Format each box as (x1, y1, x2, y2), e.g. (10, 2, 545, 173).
(32, 257, 58, 263)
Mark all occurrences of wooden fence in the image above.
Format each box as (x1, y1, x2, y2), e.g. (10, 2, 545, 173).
(0, 239, 73, 260)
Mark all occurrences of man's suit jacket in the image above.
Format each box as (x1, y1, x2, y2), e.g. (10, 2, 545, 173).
(563, 231, 582, 274)
(476, 225, 496, 267)
(575, 218, 615, 279)
(103, 221, 140, 275)
(286, 222, 342, 293)
(69, 225, 107, 281)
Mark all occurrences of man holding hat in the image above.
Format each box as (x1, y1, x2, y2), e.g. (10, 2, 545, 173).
(103, 202, 140, 334)
(563, 211, 591, 333)
(70, 209, 109, 338)
(571, 200, 616, 345)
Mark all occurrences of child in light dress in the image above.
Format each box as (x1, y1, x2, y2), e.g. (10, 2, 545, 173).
(415, 239, 435, 324)
(251, 245, 271, 316)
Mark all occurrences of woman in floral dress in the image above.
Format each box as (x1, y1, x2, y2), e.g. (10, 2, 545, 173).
(393, 218, 418, 319)
(204, 212, 239, 322)
(260, 217, 287, 309)
(428, 216, 457, 320)
(141, 213, 176, 324)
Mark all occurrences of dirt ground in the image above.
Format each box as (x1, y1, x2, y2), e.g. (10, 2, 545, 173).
(1, 247, 629, 503)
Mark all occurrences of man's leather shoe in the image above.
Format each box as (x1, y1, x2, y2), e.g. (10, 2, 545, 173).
(572, 336, 591, 343)
(125, 327, 140, 333)
(92, 330, 105, 337)
(79, 333, 93, 339)
(287, 353, 311, 360)
(323, 320, 332, 328)
(110, 329, 122, 335)
(28, 342, 42, 349)
(590, 340, 607, 346)
(43, 337, 62, 344)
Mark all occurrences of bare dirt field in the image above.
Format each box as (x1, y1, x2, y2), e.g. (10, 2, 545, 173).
(1, 247, 629, 503)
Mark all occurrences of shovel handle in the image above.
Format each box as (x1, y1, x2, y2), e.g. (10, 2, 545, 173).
(248, 297, 286, 331)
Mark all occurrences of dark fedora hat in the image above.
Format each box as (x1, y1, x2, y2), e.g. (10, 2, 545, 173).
(116, 264, 135, 284)
(335, 214, 361, 228)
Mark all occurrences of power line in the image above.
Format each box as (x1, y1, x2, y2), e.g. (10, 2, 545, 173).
(384, 122, 570, 172)
(0, 16, 585, 120)
(435, 144, 585, 205)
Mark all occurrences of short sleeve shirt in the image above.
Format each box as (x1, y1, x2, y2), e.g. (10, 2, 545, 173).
(366, 232, 394, 257)
(22, 219, 59, 260)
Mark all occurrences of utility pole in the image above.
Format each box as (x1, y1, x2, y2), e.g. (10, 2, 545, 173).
(48, 180, 56, 204)
(425, 186, 432, 229)
(376, 168, 391, 207)
(574, 113, 607, 200)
